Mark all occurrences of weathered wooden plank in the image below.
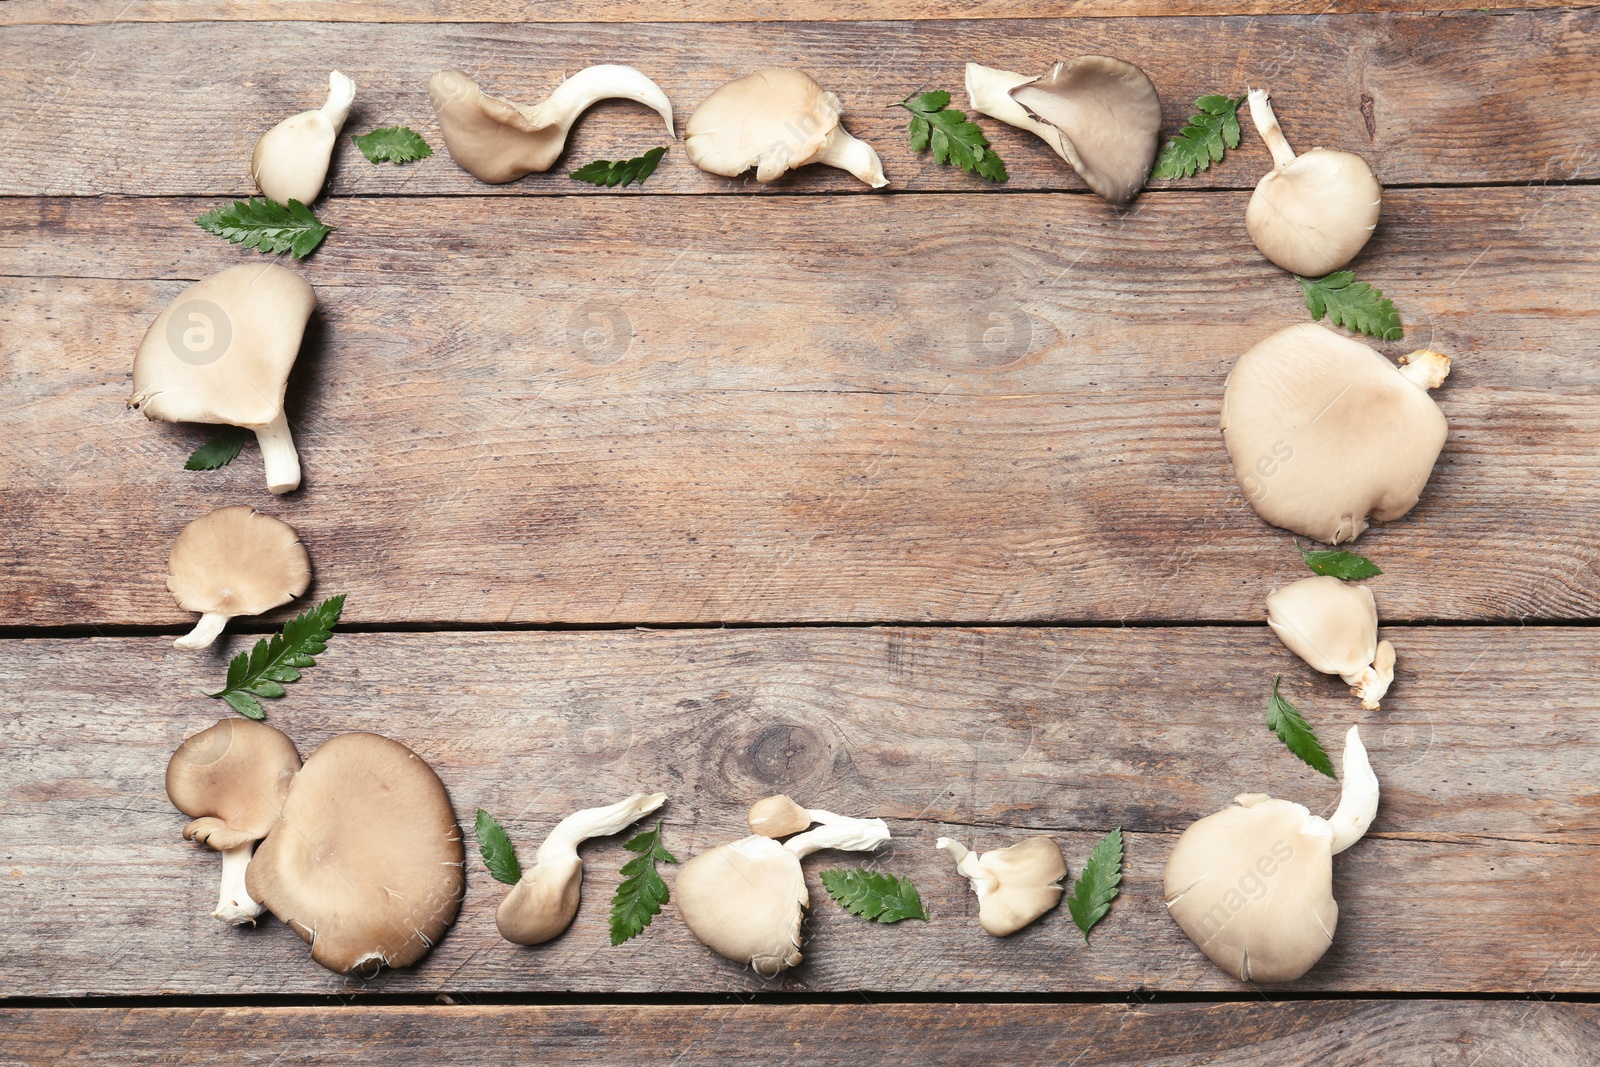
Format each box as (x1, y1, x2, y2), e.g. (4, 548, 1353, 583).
(3, 1001, 1598, 1066)
(0, 13, 1593, 197)
(3, 188, 1597, 627)
(1, 627, 1595, 996)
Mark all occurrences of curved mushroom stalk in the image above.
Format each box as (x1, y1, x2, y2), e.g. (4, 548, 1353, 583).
(174, 611, 231, 651)
(429, 66, 674, 184)
(252, 70, 356, 205)
(1267, 575, 1397, 710)
(1245, 88, 1381, 276)
(938, 835, 1066, 936)
(1163, 727, 1379, 982)
(495, 792, 668, 946)
(166, 507, 311, 651)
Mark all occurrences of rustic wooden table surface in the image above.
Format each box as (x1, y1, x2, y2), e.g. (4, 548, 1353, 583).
(2, 0, 1597, 1062)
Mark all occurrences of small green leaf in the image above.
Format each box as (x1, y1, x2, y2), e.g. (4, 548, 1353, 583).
(353, 126, 433, 164)
(819, 868, 928, 923)
(207, 595, 345, 718)
(1066, 827, 1123, 942)
(195, 197, 333, 259)
(475, 809, 523, 885)
(569, 146, 669, 189)
(1266, 676, 1336, 778)
(221, 691, 265, 720)
(610, 821, 677, 945)
(894, 92, 1007, 183)
(184, 428, 249, 471)
(1298, 271, 1404, 341)
(1153, 94, 1246, 181)
(1297, 541, 1382, 580)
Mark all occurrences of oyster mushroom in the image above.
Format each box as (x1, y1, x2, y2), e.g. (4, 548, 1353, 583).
(252, 70, 356, 205)
(246, 732, 465, 976)
(675, 806, 890, 975)
(496, 792, 667, 946)
(684, 68, 887, 189)
(1165, 726, 1378, 983)
(1244, 88, 1382, 277)
(428, 66, 674, 184)
(1268, 575, 1396, 710)
(1221, 322, 1451, 544)
(129, 262, 316, 494)
(937, 835, 1066, 936)
(166, 506, 311, 650)
(964, 57, 1162, 205)
(165, 718, 301, 925)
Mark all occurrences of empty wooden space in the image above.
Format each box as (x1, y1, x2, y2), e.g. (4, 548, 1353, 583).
(1, 1, 1596, 1063)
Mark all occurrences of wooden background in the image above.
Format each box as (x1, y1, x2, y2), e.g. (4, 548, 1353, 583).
(1, 1, 1596, 1062)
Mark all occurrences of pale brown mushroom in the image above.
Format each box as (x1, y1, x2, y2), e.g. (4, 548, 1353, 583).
(246, 732, 465, 976)
(252, 71, 356, 204)
(937, 835, 1066, 936)
(129, 263, 316, 494)
(166, 506, 310, 650)
(165, 718, 301, 925)
(1267, 575, 1396, 710)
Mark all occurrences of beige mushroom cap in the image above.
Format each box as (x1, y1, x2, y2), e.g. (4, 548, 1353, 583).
(1008, 57, 1163, 206)
(1268, 575, 1397, 709)
(675, 834, 808, 975)
(1221, 323, 1450, 544)
(246, 732, 465, 976)
(684, 69, 888, 188)
(1164, 794, 1337, 983)
(252, 70, 355, 205)
(166, 506, 311, 650)
(166, 718, 302, 851)
(939, 835, 1067, 936)
(748, 794, 813, 838)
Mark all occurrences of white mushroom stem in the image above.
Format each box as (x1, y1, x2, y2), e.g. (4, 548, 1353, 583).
(964, 63, 1046, 137)
(253, 410, 302, 495)
(213, 842, 265, 925)
(1328, 726, 1380, 854)
(1351, 639, 1397, 711)
(936, 836, 986, 883)
(521, 64, 674, 138)
(783, 815, 891, 859)
(174, 611, 230, 650)
(813, 126, 889, 188)
(1398, 349, 1452, 391)
(530, 792, 667, 869)
(1247, 88, 1298, 170)
(321, 70, 356, 130)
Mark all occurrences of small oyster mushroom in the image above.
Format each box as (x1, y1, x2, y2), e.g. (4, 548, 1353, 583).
(165, 718, 301, 925)
(129, 262, 316, 494)
(747, 794, 878, 839)
(166, 506, 310, 650)
(1268, 575, 1396, 710)
(1244, 88, 1382, 277)
(937, 835, 1066, 936)
(684, 68, 887, 189)
(965, 57, 1162, 205)
(428, 66, 674, 184)
(252, 70, 356, 204)
(1221, 322, 1451, 544)
(496, 792, 667, 946)
(246, 732, 465, 976)
(1164, 726, 1379, 983)
(676, 808, 890, 975)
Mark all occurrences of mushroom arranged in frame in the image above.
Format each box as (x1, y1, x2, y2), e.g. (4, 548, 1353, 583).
(1165, 726, 1379, 983)
(166, 719, 301, 925)
(129, 262, 316, 494)
(675, 797, 891, 975)
(684, 69, 888, 189)
(428, 66, 674, 184)
(246, 732, 465, 976)
(965, 57, 1162, 206)
(1268, 575, 1396, 710)
(252, 71, 356, 205)
(1244, 88, 1382, 277)
(937, 835, 1067, 936)
(496, 792, 667, 946)
(166, 506, 311, 650)
(1221, 322, 1451, 544)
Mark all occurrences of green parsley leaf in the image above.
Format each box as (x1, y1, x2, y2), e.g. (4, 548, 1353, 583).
(475, 809, 522, 885)
(1298, 271, 1403, 341)
(570, 146, 669, 189)
(819, 868, 928, 923)
(184, 427, 249, 471)
(1297, 541, 1382, 580)
(353, 125, 434, 164)
(1266, 675, 1336, 778)
(1152, 94, 1245, 181)
(207, 594, 345, 719)
(893, 91, 1007, 183)
(194, 197, 333, 259)
(610, 820, 677, 945)
(1066, 827, 1123, 941)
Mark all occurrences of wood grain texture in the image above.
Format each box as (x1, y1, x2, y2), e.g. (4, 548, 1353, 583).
(4, 188, 1597, 627)
(3, 1002, 1599, 1066)
(0, 13, 1595, 197)
(1, 627, 1596, 996)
